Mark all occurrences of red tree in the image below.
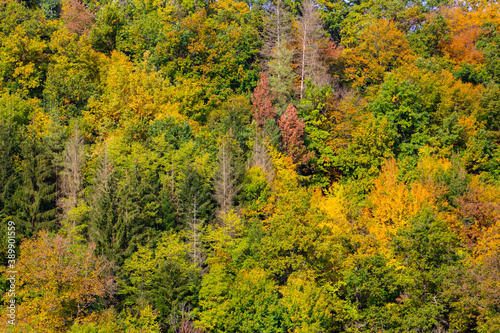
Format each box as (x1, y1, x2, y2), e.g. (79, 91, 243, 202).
(278, 104, 309, 163)
(251, 73, 276, 129)
(62, 0, 95, 35)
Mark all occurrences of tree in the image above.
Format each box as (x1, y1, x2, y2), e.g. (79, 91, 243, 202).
(391, 209, 461, 332)
(178, 167, 213, 267)
(121, 231, 201, 332)
(278, 104, 308, 164)
(58, 123, 84, 227)
(0, 120, 18, 218)
(251, 73, 276, 130)
(61, 0, 95, 35)
(88, 148, 117, 260)
(89, 3, 125, 54)
(0, 231, 115, 332)
(296, 0, 331, 99)
(342, 19, 414, 88)
(261, 0, 296, 111)
(14, 133, 57, 238)
(213, 134, 241, 222)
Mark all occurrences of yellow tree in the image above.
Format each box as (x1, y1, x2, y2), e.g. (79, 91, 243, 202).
(342, 19, 414, 89)
(0, 231, 115, 332)
(83, 51, 183, 140)
(365, 158, 436, 251)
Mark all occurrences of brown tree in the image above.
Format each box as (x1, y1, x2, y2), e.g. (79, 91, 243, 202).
(62, 0, 95, 35)
(58, 124, 84, 227)
(251, 73, 276, 129)
(278, 104, 309, 164)
(214, 134, 240, 223)
(0, 231, 115, 332)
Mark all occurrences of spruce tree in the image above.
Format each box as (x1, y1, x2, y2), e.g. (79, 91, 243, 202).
(88, 148, 118, 261)
(0, 121, 18, 217)
(14, 134, 57, 237)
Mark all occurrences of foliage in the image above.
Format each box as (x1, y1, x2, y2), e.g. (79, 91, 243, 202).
(1, 0, 500, 331)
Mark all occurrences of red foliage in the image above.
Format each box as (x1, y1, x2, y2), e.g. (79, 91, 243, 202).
(278, 104, 309, 164)
(62, 0, 95, 35)
(251, 73, 276, 129)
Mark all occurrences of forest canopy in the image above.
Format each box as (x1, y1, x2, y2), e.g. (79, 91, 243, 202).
(1, 0, 500, 331)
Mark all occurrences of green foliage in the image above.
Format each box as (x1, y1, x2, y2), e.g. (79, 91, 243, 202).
(90, 3, 126, 54)
(2, 1, 500, 331)
(409, 14, 449, 58)
(13, 134, 57, 238)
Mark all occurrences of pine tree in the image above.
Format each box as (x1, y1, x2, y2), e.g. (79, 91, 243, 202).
(261, 0, 296, 111)
(178, 168, 213, 267)
(88, 148, 117, 261)
(114, 165, 161, 262)
(268, 39, 297, 113)
(0, 121, 18, 217)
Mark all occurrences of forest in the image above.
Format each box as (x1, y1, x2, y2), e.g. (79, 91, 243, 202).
(1, 0, 500, 331)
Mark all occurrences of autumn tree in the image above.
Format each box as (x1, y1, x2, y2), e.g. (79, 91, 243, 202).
(251, 73, 276, 130)
(0, 231, 115, 332)
(61, 0, 95, 35)
(278, 104, 308, 164)
(89, 2, 125, 54)
(342, 19, 414, 88)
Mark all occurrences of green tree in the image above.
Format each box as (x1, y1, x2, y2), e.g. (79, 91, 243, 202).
(14, 133, 57, 238)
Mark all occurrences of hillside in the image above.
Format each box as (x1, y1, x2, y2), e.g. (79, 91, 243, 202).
(1, 0, 500, 331)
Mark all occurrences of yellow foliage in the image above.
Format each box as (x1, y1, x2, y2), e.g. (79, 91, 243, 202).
(27, 108, 51, 138)
(416, 149, 452, 180)
(311, 183, 349, 232)
(213, 0, 249, 16)
(366, 159, 437, 250)
(343, 19, 414, 88)
(84, 51, 184, 138)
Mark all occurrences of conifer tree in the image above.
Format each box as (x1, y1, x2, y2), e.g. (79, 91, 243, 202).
(214, 133, 241, 223)
(251, 73, 276, 130)
(261, 0, 296, 111)
(58, 123, 84, 226)
(88, 148, 117, 261)
(278, 104, 309, 164)
(296, 0, 331, 99)
(15, 134, 57, 237)
(0, 121, 17, 217)
(178, 168, 212, 267)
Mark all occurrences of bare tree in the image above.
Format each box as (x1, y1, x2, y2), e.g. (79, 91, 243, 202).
(214, 134, 240, 223)
(188, 196, 204, 268)
(260, 0, 294, 67)
(252, 135, 275, 185)
(297, 0, 331, 99)
(58, 123, 84, 227)
(261, 0, 296, 110)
